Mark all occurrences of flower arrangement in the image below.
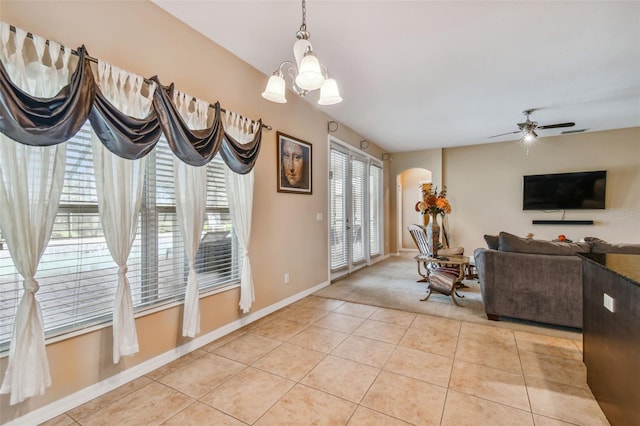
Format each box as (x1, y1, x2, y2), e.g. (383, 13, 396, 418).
(415, 184, 452, 216)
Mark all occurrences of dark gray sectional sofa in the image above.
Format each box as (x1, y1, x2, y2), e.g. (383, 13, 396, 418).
(474, 232, 640, 328)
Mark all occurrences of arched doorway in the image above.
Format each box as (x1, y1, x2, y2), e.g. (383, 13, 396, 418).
(397, 168, 432, 251)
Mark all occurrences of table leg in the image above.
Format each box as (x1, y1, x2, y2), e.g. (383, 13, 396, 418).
(420, 288, 432, 301)
(416, 260, 429, 282)
(453, 264, 469, 289)
(450, 290, 463, 307)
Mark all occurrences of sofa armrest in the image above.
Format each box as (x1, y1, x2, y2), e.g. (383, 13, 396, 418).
(475, 249, 583, 328)
(474, 248, 495, 312)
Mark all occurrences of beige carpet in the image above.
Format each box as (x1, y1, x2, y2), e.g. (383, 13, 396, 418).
(315, 252, 582, 341)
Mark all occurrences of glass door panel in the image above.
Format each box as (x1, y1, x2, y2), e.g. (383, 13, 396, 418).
(330, 148, 348, 272)
(330, 140, 383, 280)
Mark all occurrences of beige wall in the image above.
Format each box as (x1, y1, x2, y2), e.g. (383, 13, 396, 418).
(443, 127, 640, 253)
(386, 128, 639, 258)
(388, 148, 443, 253)
(400, 168, 432, 249)
(0, 1, 385, 422)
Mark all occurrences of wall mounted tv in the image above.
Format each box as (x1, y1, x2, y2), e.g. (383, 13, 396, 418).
(523, 170, 607, 210)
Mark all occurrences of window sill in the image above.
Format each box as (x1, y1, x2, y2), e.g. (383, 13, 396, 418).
(0, 282, 241, 359)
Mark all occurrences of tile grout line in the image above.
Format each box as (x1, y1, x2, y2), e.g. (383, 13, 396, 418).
(243, 298, 352, 425)
(59, 293, 594, 426)
(439, 315, 463, 425)
(66, 375, 159, 424)
(350, 307, 431, 425)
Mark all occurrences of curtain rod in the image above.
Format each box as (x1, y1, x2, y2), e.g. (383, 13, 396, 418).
(7, 24, 272, 131)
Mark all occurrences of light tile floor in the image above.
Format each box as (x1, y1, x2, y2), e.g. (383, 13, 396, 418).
(42, 297, 609, 426)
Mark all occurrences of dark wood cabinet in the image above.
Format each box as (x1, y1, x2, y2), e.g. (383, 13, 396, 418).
(581, 253, 640, 426)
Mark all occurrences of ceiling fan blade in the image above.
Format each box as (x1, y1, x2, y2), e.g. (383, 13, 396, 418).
(488, 131, 521, 138)
(537, 122, 575, 130)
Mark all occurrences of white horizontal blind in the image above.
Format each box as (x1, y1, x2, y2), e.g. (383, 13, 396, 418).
(330, 148, 348, 271)
(351, 155, 367, 264)
(0, 123, 240, 350)
(0, 125, 140, 346)
(150, 142, 238, 307)
(369, 164, 382, 257)
(329, 140, 384, 278)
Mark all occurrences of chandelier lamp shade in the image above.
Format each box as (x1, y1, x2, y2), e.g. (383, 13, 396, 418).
(261, 0, 342, 105)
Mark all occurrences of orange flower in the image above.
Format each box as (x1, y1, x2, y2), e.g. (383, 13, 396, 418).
(416, 184, 452, 215)
(436, 198, 452, 214)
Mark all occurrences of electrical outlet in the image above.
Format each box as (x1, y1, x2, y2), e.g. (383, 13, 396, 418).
(316, 212, 323, 221)
(284, 272, 290, 284)
(603, 293, 615, 313)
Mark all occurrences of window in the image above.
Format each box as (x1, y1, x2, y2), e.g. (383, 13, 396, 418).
(0, 123, 240, 350)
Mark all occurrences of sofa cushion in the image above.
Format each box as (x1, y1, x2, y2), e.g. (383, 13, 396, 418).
(498, 231, 591, 255)
(484, 234, 499, 250)
(584, 237, 640, 254)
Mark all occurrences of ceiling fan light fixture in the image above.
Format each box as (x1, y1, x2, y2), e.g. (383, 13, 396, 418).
(490, 109, 575, 144)
(521, 129, 537, 144)
(262, 0, 341, 105)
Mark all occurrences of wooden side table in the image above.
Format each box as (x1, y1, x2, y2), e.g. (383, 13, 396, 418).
(414, 254, 470, 306)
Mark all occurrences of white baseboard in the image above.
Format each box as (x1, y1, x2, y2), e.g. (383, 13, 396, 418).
(368, 254, 390, 265)
(6, 280, 330, 426)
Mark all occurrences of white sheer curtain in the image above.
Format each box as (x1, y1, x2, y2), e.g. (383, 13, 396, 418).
(0, 29, 70, 405)
(91, 61, 155, 363)
(224, 112, 258, 313)
(173, 92, 208, 337)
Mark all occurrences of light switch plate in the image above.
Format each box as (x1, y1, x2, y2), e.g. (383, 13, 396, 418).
(603, 293, 615, 313)
(316, 213, 323, 221)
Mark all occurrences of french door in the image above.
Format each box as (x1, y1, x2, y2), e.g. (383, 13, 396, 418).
(330, 138, 382, 280)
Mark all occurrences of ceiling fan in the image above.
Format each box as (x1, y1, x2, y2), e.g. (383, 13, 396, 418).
(489, 109, 575, 143)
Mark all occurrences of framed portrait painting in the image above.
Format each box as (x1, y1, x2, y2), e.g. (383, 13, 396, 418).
(277, 132, 312, 194)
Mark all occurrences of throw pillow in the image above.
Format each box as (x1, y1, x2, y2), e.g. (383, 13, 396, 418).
(484, 234, 499, 250)
(585, 237, 640, 254)
(498, 231, 591, 256)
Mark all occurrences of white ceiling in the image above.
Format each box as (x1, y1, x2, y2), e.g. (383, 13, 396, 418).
(153, 0, 640, 152)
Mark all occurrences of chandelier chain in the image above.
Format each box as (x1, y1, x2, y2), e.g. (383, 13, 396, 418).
(300, 0, 307, 31)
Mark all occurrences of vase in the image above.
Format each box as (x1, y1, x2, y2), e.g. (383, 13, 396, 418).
(426, 212, 440, 257)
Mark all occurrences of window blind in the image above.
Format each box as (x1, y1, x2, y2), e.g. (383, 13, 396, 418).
(329, 148, 348, 271)
(369, 164, 382, 257)
(0, 122, 240, 350)
(350, 156, 367, 264)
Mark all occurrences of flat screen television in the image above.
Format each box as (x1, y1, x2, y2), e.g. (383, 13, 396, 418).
(523, 170, 607, 210)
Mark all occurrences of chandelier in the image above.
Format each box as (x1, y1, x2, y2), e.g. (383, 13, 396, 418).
(261, 0, 342, 105)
